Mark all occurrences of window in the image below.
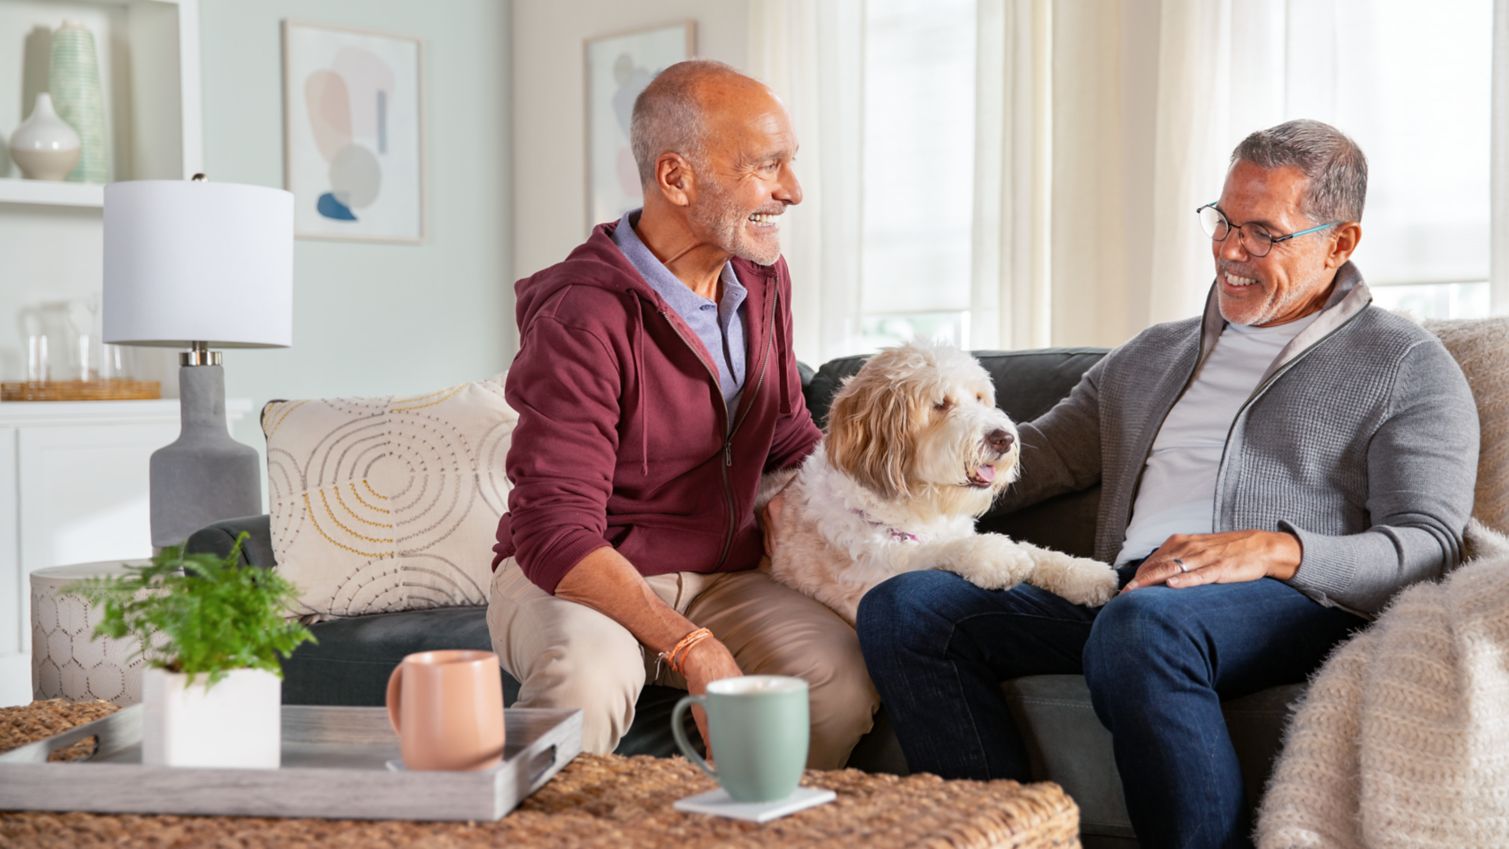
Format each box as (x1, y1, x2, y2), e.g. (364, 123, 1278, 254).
(1282, 0, 1494, 318)
(858, 0, 978, 349)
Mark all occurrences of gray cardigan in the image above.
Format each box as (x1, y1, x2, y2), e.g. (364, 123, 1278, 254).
(1005, 263, 1479, 617)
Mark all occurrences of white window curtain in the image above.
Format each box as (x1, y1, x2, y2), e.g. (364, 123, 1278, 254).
(750, 0, 1507, 360)
(1494, 0, 1509, 313)
(1146, 0, 1500, 323)
(752, 0, 1062, 357)
(971, 0, 1053, 350)
(746, 0, 865, 364)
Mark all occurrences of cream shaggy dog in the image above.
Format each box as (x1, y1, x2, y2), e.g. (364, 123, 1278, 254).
(762, 343, 1119, 625)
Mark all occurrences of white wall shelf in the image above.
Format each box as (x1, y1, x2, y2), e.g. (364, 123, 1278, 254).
(0, 177, 103, 207)
(0, 0, 203, 206)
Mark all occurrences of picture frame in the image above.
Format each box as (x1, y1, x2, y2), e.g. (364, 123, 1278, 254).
(281, 20, 425, 243)
(583, 21, 696, 229)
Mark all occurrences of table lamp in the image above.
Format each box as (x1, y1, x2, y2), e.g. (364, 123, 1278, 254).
(103, 176, 293, 549)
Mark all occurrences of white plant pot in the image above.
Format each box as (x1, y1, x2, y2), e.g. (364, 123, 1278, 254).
(141, 666, 281, 769)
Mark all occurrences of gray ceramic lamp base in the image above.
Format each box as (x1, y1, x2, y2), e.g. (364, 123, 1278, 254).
(149, 364, 262, 549)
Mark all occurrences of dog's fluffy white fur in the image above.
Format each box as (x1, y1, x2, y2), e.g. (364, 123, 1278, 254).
(763, 343, 1118, 625)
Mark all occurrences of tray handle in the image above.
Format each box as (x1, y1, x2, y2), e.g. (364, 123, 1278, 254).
(524, 744, 558, 788)
(1, 722, 105, 764)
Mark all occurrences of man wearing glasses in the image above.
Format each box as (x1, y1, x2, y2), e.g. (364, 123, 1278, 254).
(857, 120, 1478, 848)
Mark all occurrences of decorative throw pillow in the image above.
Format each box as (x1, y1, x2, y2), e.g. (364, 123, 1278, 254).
(263, 375, 515, 618)
(1425, 317, 1509, 535)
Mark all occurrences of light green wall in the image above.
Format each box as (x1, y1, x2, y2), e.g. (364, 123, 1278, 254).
(199, 0, 513, 459)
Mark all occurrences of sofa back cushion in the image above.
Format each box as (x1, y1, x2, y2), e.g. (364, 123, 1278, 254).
(1425, 317, 1509, 534)
(262, 376, 515, 619)
(803, 348, 1108, 558)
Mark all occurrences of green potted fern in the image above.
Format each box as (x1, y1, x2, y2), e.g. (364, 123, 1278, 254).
(72, 534, 314, 769)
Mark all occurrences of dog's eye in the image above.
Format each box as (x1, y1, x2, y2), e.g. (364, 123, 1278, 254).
(934, 398, 952, 412)
(976, 393, 987, 404)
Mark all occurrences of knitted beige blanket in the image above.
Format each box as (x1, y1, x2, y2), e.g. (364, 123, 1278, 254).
(1257, 521, 1509, 848)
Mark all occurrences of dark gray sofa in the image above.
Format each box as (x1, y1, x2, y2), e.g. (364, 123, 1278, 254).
(187, 347, 1303, 848)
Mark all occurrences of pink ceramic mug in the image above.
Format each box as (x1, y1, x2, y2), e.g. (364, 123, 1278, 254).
(385, 649, 505, 771)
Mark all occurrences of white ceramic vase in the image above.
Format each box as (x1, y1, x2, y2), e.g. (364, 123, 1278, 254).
(9, 93, 81, 181)
(141, 666, 282, 769)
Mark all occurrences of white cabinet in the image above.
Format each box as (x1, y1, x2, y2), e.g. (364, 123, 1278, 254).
(0, 399, 250, 706)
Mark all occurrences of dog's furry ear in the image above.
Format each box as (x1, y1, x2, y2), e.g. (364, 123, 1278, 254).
(826, 366, 920, 500)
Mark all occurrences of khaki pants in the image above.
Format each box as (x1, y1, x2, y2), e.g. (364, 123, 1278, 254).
(487, 558, 878, 769)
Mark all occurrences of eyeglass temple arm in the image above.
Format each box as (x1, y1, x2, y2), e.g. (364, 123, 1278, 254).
(1270, 221, 1338, 244)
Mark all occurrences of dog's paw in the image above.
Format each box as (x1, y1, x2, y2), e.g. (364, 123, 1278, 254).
(940, 534, 1034, 590)
(1055, 560, 1119, 607)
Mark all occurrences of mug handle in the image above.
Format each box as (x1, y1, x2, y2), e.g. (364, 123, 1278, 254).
(385, 663, 404, 734)
(671, 693, 716, 780)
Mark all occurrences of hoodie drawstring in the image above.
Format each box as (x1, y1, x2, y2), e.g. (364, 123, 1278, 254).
(632, 295, 649, 477)
(774, 278, 791, 416)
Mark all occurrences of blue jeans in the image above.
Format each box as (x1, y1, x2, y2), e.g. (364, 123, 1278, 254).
(855, 565, 1363, 849)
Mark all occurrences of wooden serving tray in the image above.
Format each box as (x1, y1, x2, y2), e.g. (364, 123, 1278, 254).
(1, 379, 160, 401)
(0, 704, 582, 822)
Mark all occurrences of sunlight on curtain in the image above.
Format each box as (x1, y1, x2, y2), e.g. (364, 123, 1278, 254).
(751, 0, 1504, 358)
(1294, 0, 1494, 318)
(746, 0, 865, 364)
(856, 0, 980, 351)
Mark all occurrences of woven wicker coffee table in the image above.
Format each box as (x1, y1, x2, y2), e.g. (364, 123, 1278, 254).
(0, 700, 1080, 848)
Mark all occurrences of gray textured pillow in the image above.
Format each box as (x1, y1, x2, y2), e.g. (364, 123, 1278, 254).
(263, 375, 514, 618)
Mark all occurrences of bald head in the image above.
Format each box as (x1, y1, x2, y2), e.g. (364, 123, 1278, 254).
(629, 60, 772, 187)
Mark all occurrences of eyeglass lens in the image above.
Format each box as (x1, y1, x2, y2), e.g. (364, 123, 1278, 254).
(1198, 206, 1273, 257)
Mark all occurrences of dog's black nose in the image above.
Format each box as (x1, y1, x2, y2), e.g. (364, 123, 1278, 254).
(987, 429, 1015, 454)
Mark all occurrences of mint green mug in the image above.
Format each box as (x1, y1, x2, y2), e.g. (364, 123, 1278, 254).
(671, 675, 810, 803)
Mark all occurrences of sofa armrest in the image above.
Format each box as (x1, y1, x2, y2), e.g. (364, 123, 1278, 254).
(185, 514, 277, 570)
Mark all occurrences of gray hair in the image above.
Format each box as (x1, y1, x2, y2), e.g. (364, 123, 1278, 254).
(629, 59, 746, 187)
(1231, 119, 1368, 223)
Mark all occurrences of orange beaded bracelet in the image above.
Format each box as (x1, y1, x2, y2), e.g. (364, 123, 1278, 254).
(657, 626, 713, 676)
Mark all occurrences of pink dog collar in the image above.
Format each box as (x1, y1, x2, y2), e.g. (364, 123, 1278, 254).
(852, 508, 921, 543)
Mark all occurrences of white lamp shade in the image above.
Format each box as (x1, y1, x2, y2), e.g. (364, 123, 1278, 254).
(104, 180, 293, 348)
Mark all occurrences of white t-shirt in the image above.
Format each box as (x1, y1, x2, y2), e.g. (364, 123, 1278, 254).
(1114, 314, 1319, 565)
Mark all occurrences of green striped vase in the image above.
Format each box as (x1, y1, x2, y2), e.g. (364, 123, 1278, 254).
(49, 20, 108, 183)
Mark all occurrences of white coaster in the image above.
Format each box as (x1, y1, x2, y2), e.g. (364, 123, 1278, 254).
(673, 786, 837, 823)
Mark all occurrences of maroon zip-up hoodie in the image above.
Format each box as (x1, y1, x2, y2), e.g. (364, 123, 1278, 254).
(492, 221, 821, 594)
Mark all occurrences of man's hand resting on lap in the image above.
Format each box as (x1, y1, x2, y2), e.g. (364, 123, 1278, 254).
(1120, 529, 1302, 594)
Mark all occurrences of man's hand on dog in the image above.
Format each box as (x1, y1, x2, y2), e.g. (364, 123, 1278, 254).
(757, 490, 787, 560)
(1119, 530, 1302, 594)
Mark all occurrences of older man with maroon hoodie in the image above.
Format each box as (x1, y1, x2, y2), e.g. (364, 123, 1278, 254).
(488, 60, 877, 764)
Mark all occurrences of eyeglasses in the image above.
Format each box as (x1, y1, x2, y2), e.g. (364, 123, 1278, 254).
(1196, 202, 1336, 258)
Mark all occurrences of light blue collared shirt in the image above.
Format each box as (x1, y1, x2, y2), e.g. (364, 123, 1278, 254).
(613, 209, 747, 416)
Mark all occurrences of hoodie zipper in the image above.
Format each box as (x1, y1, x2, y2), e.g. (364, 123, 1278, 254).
(656, 278, 779, 569)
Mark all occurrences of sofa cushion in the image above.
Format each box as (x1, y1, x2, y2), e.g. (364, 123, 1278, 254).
(1425, 317, 1509, 534)
(1005, 675, 1306, 840)
(262, 376, 515, 618)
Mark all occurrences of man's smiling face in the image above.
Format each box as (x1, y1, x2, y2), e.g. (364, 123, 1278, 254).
(686, 88, 802, 266)
(1213, 160, 1340, 327)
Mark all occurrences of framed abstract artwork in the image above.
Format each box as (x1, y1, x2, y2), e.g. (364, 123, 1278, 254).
(583, 21, 696, 228)
(282, 21, 424, 243)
